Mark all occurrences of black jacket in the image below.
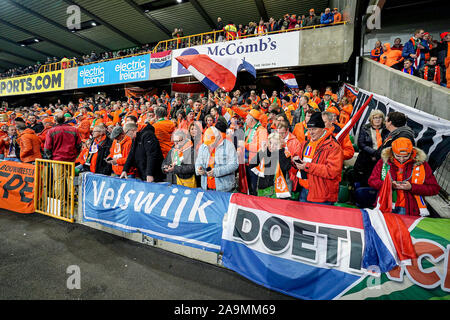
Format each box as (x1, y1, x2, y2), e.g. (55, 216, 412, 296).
(250, 149, 291, 191)
(353, 124, 389, 185)
(123, 124, 164, 182)
(28, 122, 44, 134)
(161, 144, 196, 184)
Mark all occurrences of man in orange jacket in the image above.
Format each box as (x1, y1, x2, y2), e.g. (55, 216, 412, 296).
(107, 126, 135, 177)
(152, 106, 175, 159)
(293, 112, 343, 204)
(16, 122, 42, 163)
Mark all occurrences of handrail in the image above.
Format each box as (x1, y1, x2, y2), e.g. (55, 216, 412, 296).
(152, 21, 348, 53)
(38, 59, 77, 73)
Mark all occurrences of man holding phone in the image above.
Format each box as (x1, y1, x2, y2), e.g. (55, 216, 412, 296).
(292, 112, 343, 205)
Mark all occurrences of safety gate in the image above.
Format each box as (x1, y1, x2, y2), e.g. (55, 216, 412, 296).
(34, 159, 76, 223)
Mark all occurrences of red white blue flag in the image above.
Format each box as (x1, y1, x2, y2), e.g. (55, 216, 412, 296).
(150, 50, 172, 69)
(277, 73, 299, 89)
(175, 54, 256, 92)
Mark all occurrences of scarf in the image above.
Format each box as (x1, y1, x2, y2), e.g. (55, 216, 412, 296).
(252, 153, 291, 198)
(402, 67, 414, 75)
(381, 154, 429, 216)
(424, 65, 441, 83)
(410, 37, 422, 68)
(297, 131, 328, 189)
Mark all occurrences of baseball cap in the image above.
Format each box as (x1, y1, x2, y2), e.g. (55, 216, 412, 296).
(392, 137, 413, 156)
(307, 112, 325, 129)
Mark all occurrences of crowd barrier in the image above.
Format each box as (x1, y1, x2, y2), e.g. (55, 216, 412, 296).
(34, 159, 76, 223)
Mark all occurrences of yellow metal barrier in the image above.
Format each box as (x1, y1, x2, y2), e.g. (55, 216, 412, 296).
(38, 59, 77, 74)
(152, 21, 348, 53)
(34, 159, 76, 223)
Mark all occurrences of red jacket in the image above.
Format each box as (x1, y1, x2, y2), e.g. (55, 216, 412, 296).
(368, 147, 440, 216)
(299, 131, 344, 203)
(44, 123, 81, 162)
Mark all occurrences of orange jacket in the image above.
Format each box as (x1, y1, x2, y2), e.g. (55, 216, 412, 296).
(338, 104, 353, 126)
(153, 119, 176, 159)
(328, 126, 354, 160)
(299, 130, 343, 203)
(108, 135, 134, 175)
(17, 128, 42, 163)
(380, 43, 403, 67)
(77, 119, 91, 140)
(292, 121, 308, 144)
(245, 124, 268, 165)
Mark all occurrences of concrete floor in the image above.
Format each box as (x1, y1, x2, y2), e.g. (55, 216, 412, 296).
(0, 209, 294, 300)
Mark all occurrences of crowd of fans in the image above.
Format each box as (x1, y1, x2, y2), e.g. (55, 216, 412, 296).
(371, 29, 450, 88)
(0, 7, 346, 78)
(0, 83, 441, 216)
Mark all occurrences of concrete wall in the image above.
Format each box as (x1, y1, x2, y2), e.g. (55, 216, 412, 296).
(298, 23, 354, 66)
(64, 67, 78, 91)
(358, 57, 450, 120)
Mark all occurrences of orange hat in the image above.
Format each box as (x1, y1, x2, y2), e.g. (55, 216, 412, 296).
(43, 118, 53, 124)
(326, 106, 340, 116)
(249, 109, 261, 121)
(310, 8, 315, 12)
(203, 127, 217, 146)
(392, 138, 413, 156)
(324, 90, 333, 96)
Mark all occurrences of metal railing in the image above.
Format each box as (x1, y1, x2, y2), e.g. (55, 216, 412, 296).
(34, 159, 76, 223)
(152, 21, 348, 52)
(38, 59, 77, 73)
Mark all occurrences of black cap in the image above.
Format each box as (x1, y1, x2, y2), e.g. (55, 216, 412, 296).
(307, 112, 325, 129)
(214, 118, 228, 133)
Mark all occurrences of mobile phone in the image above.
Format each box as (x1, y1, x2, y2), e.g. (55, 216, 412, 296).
(106, 157, 113, 161)
(294, 159, 303, 164)
(207, 167, 212, 172)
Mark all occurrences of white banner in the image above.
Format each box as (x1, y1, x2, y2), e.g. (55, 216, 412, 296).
(171, 32, 300, 78)
(350, 87, 450, 171)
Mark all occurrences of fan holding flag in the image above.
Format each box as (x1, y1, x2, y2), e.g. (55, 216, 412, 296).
(175, 54, 256, 93)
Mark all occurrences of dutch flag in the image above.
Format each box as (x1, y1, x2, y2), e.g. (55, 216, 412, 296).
(175, 54, 256, 93)
(277, 73, 299, 89)
(361, 208, 417, 274)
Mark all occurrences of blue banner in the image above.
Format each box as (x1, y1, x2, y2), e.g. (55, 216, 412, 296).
(78, 54, 150, 88)
(82, 173, 230, 252)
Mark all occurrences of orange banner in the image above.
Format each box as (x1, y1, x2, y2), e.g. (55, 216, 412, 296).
(0, 161, 35, 214)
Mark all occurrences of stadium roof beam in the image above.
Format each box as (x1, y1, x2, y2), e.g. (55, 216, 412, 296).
(124, 0, 172, 38)
(254, 0, 269, 22)
(60, 0, 143, 47)
(0, 18, 84, 56)
(0, 35, 49, 59)
(0, 49, 37, 64)
(6, 0, 112, 52)
(0, 58, 26, 67)
(189, 0, 216, 30)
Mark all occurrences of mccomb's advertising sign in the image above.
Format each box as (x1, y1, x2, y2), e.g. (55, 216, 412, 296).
(171, 31, 300, 77)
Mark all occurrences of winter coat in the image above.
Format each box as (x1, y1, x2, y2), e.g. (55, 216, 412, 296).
(353, 124, 389, 185)
(298, 130, 344, 203)
(161, 143, 196, 184)
(368, 147, 440, 216)
(380, 43, 404, 67)
(17, 128, 42, 163)
(123, 124, 164, 182)
(195, 139, 238, 192)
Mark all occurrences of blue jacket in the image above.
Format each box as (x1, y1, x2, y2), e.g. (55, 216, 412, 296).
(195, 139, 238, 192)
(320, 12, 334, 25)
(402, 38, 429, 69)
